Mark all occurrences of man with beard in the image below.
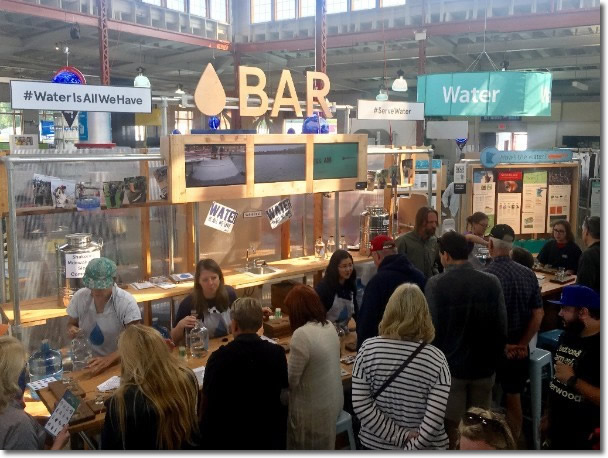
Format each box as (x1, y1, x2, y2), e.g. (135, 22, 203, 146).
(544, 285, 600, 450)
(396, 207, 441, 278)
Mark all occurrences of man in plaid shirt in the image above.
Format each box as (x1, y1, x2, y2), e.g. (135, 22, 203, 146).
(485, 224, 544, 444)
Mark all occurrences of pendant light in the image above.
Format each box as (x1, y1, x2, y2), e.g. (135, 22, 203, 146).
(376, 85, 389, 101)
(134, 66, 151, 88)
(392, 69, 408, 92)
(175, 83, 185, 95)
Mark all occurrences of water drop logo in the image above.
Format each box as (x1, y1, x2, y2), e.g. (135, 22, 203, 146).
(89, 323, 105, 346)
(194, 63, 227, 116)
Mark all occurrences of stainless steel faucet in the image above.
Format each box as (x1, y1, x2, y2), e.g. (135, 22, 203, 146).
(253, 258, 266, 268)
(246, 245, 256, 270)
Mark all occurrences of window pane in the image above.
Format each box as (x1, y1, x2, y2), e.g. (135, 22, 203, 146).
(210, 0, 227, 22)
(276, 0, 295, 20)
(142, 0, 161, 5)
(382, 0, 405, 6)
(190, 0, 206, 16)
(252, 0, 272, 22)
(352, 0, 375, 10)
(326, 0, 347, 14)
(0, 114, 13, 142)
(300, 0, 315, 16)
(166, 0, 185, 11)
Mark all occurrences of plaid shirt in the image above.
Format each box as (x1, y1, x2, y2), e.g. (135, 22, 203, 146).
(485, 256, 542, 344)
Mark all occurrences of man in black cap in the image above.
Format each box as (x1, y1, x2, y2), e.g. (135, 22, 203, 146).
(484, 224, 543, 443)
(544, 285, 600, 450)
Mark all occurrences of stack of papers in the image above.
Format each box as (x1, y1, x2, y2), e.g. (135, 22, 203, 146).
(131, 281, 155, 290)
(157, 282, 177, 289)
(97, 376, 121, 392)
(28, 376, 58, 391)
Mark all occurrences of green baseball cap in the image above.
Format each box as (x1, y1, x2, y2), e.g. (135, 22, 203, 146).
(82, 257, 116, 289)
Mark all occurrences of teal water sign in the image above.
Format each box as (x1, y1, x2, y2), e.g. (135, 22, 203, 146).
(417, 72, 552, 116)
(480, 147, 573, 168)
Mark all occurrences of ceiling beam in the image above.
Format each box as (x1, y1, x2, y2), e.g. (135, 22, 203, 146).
(429, 36, 476, 69)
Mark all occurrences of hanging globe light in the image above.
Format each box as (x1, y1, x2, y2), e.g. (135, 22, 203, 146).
(133, 67, 151, 88)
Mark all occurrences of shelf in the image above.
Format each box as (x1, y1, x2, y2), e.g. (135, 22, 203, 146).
(1, 253, 372, 327)
(6, 200, 175, 217)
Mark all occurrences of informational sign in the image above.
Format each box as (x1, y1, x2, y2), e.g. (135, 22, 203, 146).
(417, 71, 552, 116)
(65, 250, 101, 279)
(415, 159, 442, 170)
(266, 198, 293, 229)
(11, 81, 152, 113)
(497, 193, 522, 234)
(9, 134, 38, 153)
(547, 185, 571, 232)
(204, 201, 238, 233)
(313, 143, 358, 179)
(357, 100, 425, 120)
(243, 211, 262, 218)
(454, 164, 466, 184)
(521, 171, 548, 234)
(413, 172, 437, 191)
(589, 179, 600, 217)
(480, 147, 573, 168)
(454, 183, 466, 194)
(473, 170, 496, 231)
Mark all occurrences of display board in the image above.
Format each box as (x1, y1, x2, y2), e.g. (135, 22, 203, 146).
(460, 162, 579, 237)
(162, 134, 368, 203)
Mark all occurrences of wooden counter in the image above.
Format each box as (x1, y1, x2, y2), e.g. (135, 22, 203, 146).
(35, 327, 358, 436)
(539, 273, 576, 297)
(1, 253, 372, 327)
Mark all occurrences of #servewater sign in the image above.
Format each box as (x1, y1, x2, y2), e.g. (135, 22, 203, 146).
(10, 81, 152, 113)
(417, 71, 552, 117)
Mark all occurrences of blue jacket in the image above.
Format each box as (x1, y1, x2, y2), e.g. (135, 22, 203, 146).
(356, 254, 426, 350)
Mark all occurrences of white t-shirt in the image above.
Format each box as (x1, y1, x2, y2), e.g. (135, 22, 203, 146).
(66, 285, 141, 356)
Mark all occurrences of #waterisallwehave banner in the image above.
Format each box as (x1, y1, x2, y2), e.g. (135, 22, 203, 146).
(10, 81, 152, 113)
(496, 171, 522, 234)
(473, 170, 496, 232)
(417, 71, 552, 117)
(521, 171, 548, 234)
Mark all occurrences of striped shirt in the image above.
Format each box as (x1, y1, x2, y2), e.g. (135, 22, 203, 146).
(352, 337, 451, 450)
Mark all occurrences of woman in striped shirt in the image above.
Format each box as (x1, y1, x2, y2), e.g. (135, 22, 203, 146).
(352, 283, 451, 450)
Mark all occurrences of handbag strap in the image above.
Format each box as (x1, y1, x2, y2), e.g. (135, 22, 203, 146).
(371, 341, 426, 400)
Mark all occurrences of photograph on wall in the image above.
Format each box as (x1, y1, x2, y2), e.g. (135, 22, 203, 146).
(124, 176, 147, 204)
(153, 166, 168, 200)
(313, 143, 358, 179)
(521, 170, 548, 234)
(497, 192, 522, 234)
(185, 144, 246, 188)
(254, 144, 306, 183)
(32, 174, 56, 207)
(50, 178, 76, 209)
(546, 184, 571, 232)
(75, 182, 102, 211)
(473, 170, 496, 231)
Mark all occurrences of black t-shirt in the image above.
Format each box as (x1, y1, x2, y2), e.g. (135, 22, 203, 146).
(537, 239, 582, 272)
(175, 286, 237, 338)
(548, 331, 600, 449)
(200, 333, 288, 449)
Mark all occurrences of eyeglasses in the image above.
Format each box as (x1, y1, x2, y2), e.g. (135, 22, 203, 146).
(462, 412, 506, 435)
(553, 229, 566, 234)
(475, 222, 489, 229)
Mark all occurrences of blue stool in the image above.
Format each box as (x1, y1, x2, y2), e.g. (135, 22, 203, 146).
(537, 329, 563, 352)
(529, 348, 554, 450)
(336, 410, 356, 450)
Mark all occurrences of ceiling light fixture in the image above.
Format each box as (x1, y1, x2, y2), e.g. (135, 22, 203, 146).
(571, 81, 588, 91)
(134, 66, 151, 88)
(175, 83, 185, 94)
(376, 84, 389, 101)
(392, 69, 408, 92)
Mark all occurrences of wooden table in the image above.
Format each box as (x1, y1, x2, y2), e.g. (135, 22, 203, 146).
(2, 253, 372, 327)
(538, 272, 576, 297)
(35, 326, 358, 437)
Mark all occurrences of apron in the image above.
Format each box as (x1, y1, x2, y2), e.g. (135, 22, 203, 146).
(203, 307, 232, 338)
(325, 294, 354, 330)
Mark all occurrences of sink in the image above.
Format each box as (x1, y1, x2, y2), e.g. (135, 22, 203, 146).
(246, 265, 279, 275)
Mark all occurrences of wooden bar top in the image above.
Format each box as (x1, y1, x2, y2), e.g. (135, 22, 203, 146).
(35, 327, 358, 435)
(2, 253, 372, 327)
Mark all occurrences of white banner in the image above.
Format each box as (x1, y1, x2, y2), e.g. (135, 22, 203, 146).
(266, 198, 293, 229)
(204, 201, 238, 234)
(10, 81, 152, 113)
(357, 100, 424, 120)
(65, 250, 101, 279)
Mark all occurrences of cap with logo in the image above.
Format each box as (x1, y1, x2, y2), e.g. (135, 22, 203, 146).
(82, 257, 117, 290)
(489, 224, 515, 243)
(370, 235, 396, 254)
(548, 284, 600, 309)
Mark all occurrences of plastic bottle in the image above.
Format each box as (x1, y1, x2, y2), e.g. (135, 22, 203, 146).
(70, 331, 93, 372)
(152, 317, 170, 339)
(28, 339, 63, 382)
(339, 235, 348, 251)
(314, 237, 325, 259)
(189, 320, 209, 358)
(326, 236, 336, 258)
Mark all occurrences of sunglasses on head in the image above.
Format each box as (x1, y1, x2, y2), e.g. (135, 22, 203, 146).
(462, 412, 505, 435)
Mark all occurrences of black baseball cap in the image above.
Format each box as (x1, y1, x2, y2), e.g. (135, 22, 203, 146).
(489, 224, 515, 242)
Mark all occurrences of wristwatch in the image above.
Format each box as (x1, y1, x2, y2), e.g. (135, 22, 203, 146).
(566, 375, 578, 388)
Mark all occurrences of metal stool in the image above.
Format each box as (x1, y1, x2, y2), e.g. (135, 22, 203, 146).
(529, 348, 553, 450)
(336, 410, 356, 450)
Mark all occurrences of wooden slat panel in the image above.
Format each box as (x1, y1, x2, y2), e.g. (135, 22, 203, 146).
(185, 203, 196, 273)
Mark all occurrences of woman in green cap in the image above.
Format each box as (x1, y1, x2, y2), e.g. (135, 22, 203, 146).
(66, 257, 141, 375)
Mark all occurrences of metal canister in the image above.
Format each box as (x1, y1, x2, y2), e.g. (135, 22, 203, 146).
(56, 233, 103, 306)
(359, 206, 390, 256)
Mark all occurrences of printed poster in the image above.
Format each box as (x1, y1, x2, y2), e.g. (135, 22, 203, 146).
(547, 185, 571, 232)
(473, 170, 496, 231)
(521, 171, 548, 234)
(204, 201, 238, 234)
(497, 193, 522, 234)
(266, 198, 293, 229)
(589, 180, 600, 217)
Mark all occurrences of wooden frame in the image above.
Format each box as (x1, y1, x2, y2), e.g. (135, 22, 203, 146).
(163, 133, 367, 203)
(459, 161, 580, 239)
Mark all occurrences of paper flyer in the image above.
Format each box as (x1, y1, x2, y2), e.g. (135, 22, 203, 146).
(547, 184, 571, 232)
(497, 193, 522, 234)
(521, 171, 548, 234)
(266, 198, 293, 229)
(204, 201, 238, 234)
(473, 170, 496, 231)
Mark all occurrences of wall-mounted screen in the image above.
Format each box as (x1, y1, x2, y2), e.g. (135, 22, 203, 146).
(254, 144, 306, 183)
(185, 144, 246, 188)
(313, 143, 358, 179)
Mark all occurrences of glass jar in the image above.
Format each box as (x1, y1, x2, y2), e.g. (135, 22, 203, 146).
(189, 320, 209, 358)
(326, 236, 336, 258)
(70, 331, 93, 371)
(29, 339, 63, 382)
(339, 235, 348, 251)
(314, 237, 326, 259)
